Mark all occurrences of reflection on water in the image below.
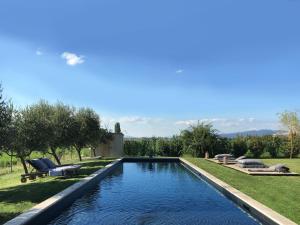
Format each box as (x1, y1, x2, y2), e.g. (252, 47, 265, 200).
(48, 162, 261, 225)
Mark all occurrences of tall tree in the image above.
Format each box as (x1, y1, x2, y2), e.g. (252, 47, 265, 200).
(48, 102, 77, 165)
(114, 122, 121, 133)
(73, 108, 101, 161)
(181, 122, 219, 157)
(279, 111, 300, 159)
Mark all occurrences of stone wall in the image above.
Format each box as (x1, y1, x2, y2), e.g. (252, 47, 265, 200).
(95, 133, 124, 157)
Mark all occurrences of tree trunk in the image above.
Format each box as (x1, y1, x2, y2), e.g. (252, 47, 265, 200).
(76, 148, 82, 161)
(92, 148, 96, 157)
(10, 153, 13, 173)
(20, 156, 28, 174)
(290, 135, 294, 159)
(50, 147, 61, 165)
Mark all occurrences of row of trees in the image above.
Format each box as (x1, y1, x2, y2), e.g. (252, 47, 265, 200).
(124, 124, 225, 157)
(0, 85, 112, 173)
(124, 118, 300, 159)
(124, 136, 183, 157)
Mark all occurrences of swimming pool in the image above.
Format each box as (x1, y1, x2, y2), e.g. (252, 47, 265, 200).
(47, 162, 261, 225)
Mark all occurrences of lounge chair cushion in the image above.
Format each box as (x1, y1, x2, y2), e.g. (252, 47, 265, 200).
(236, 156, 246, 161)
(49, 165, 81, 176)
(238, 159, 266, 168)
(248, 164, 290, 173)
(269, 164, 290, 173)
(214, 154, 234, 160)
(28, 159, 50, 172)
(238, 159, 263, 164)
(40, 158, 57, 169)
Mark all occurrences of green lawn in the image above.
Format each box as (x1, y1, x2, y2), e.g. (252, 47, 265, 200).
(0, 158, 115, 225)
(184, 157, 300, 224)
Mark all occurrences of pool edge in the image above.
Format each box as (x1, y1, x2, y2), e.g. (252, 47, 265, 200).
(179, 158, 297, 225)
(4, 159, 123, 225)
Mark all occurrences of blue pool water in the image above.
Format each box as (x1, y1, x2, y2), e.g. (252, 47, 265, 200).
(48, 162, 261, 225)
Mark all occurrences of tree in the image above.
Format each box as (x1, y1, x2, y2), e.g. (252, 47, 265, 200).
(89, 128, 113, 157)
(48, 102, 77, 165)
(230, 136, 248, 157)
(73, 108, 101, 161)
(0, 85, 12, 152)
(279, 111, 300, 159)
(115, 122, 121, 133)
(146, 137, 157, 157)
(181, 122, 219, 157)
(3, 110, 30, 173)
(262, 135, 281, 158)
(246, 136, 264, 158)
(169, 135, 183, 156)
(3, 105, 50, 173)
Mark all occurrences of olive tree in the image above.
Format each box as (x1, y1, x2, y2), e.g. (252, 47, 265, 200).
(73, 108, 101, 161)
(279, 111, 300, 159)
(4, 104, 50, 173)
(90, 128, 113, 157)
(47, 102, 77, 165)
(0, 85, 12, 152)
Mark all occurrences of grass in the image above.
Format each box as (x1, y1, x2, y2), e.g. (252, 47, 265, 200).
(184, 157, 300, 224)
(0, 148, 92, 175)
(0, 158, 115, 225)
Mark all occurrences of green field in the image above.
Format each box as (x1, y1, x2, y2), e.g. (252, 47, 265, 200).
(0, 158, 114, 225)
(185, 157, 300, 224)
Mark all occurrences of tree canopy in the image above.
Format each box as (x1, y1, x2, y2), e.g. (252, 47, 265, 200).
(73, 107, 101, 161)
(0, 85, 13, 151)
(279, 111, 300, 158)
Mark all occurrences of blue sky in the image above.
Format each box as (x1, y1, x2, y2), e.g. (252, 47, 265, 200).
(0, 0, 300, 137)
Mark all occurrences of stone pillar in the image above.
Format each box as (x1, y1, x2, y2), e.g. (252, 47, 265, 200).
(95, 133, 124, 158)
(205, 152, 209, 159)
(223, 156, 228, 165)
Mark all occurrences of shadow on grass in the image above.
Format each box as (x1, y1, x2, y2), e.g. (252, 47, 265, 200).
(0, 159, 114, 225)
(0, 179, 80, 205)
(0, 212, 20, 225)
(0, 160, 114, 204)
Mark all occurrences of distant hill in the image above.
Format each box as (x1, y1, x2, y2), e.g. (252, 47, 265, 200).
(220, 129, 282, 138)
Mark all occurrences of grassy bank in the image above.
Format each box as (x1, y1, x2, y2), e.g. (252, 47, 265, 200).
(0, 158, 114, 225)
(184, 157, 300, 224)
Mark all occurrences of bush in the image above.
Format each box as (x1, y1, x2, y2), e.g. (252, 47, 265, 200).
(230, 136, 247, 157)
(245, 150, 254, 158)
(260, 151, 272, 159)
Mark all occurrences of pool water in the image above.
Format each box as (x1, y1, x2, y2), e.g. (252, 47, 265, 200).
(48, 162, 261, 225)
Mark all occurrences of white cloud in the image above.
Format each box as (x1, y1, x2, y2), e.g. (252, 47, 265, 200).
(176, 69, 184, 74)
(101, 115, 279, 137)
(175, 118, 258, 128)
(174, 117, 279, 133)
(103, 116, 161, 125)
(61, 52, 85, 66)
(36, 49, 43, 56)
(175, 120, 198, 126)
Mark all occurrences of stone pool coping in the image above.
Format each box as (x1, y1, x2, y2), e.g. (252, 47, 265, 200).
(179, 158, 297, 225)
(5, 157, 297, 225)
